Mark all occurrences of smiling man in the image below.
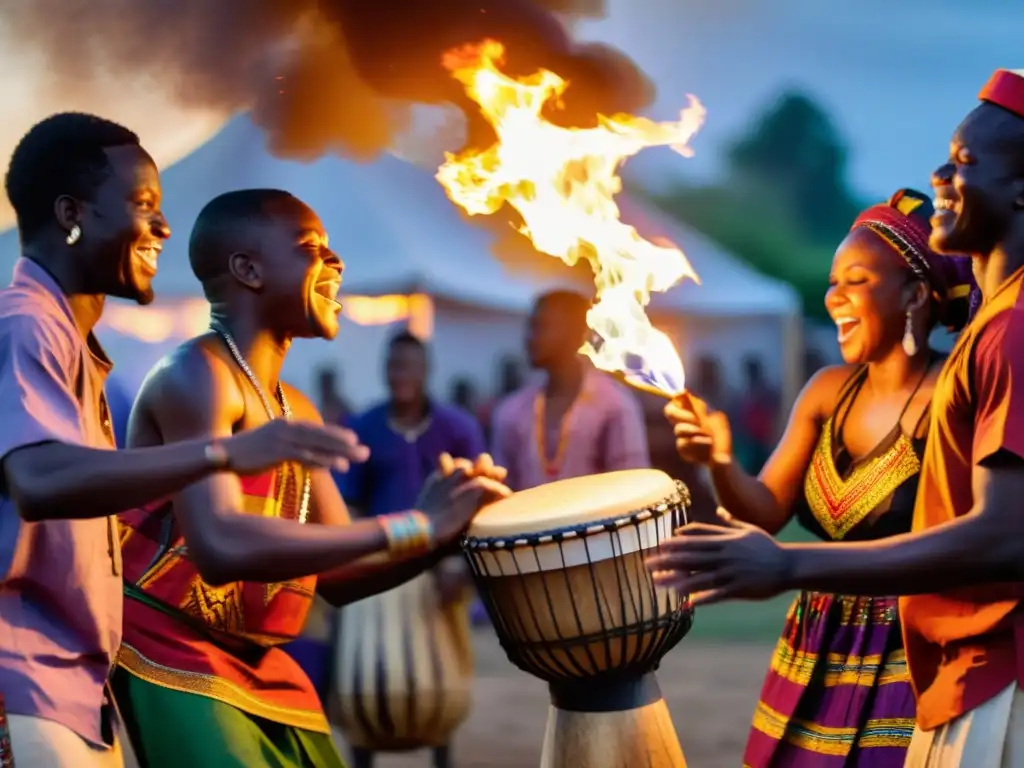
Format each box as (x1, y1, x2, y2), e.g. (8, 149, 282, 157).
(112, 189, 509, 768)
(647, 69, 1024, 767)
(0, 120, 376, 768)
(0, 111, 171, 768)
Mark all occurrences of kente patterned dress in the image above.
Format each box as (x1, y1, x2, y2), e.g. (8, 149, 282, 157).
(743, 365, 929, 768)
(114, 460, 342, 768)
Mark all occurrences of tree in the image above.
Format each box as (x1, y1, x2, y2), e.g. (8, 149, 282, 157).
(726, 91, 862, 243)
(635, 90, 865, 321)
(642, 184, 831, 320)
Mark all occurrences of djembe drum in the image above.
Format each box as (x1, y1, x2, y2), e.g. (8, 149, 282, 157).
(331, 570, 474, 756)
(462, 469, 693, 768)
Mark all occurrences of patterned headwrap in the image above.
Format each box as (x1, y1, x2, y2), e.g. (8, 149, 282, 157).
(979, 69, 1024, 119)
(851, 188, 978, 331)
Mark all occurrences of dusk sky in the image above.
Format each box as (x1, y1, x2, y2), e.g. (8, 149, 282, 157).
(1, 1, 1020, 230)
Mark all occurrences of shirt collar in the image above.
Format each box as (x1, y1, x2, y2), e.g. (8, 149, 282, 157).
(984, 263, 1024, 306)
(534, 365, 600, 403)
(11, 257, 114, 374)
(11, 257, 76, 321)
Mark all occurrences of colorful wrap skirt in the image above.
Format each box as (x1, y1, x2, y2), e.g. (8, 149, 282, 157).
(112, 670, 345, 768)
(743, 591, 916, 767)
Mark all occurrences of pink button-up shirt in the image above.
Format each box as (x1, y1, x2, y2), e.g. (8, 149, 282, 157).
(490, 367, 650, 491)
(0, 258, 120, 748)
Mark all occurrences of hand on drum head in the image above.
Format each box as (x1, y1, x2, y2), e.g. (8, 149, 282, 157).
(418, 460, 512, 544)
(643, 508, 793, 606)
(664, 392, 733, 467)
(438, 451, 509, 484)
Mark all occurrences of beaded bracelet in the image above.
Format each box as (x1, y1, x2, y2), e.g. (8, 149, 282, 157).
(379, 511, 434, 558)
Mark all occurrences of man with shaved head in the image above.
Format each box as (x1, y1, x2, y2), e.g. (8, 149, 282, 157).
(647, 70, 1024, 766)
(113, 189, 509, 767)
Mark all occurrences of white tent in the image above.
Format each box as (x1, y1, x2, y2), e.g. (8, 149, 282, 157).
(0, 115, 802, 409)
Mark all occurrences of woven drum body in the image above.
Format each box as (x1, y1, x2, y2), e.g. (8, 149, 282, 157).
(463, 469, 693, 682)
(463, 469, 693, 768)
(331, 572, 473, 751)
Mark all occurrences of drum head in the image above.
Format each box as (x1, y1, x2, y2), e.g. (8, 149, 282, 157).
(467, 469, 677, 540)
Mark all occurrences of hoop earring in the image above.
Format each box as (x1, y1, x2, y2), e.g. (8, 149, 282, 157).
(66, 225, 81, 246)
(902, 310, 918, 357)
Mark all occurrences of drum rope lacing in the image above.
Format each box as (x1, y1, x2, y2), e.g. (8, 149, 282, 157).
(463, 481, 694, 683)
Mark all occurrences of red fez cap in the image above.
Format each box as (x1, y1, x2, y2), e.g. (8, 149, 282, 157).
(979, 69, 1024, 118)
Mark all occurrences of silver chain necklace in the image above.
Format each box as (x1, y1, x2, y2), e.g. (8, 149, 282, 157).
(210, 320, 310, 524)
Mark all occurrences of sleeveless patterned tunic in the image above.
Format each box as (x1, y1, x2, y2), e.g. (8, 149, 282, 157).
(116, 461, 327, 733)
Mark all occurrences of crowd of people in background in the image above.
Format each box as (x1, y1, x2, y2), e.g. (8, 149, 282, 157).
(105, 337, 793, 483)
(315, 349, 787, 480)
(301, 303, 792, 647)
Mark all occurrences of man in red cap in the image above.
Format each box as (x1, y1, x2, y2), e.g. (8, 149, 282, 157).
(646, 69, 1024, 766)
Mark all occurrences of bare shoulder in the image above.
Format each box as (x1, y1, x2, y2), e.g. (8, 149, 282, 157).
(136, 335, 244, 424)
(280, 382, 323, 425)
(795, 363, 859, 418)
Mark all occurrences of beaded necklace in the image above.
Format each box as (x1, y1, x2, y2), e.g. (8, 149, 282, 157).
(210, 320, 310, 524)
(532, 391, 576, 480)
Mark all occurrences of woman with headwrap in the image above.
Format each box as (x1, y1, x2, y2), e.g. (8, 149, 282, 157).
(663, 189, 977, 767)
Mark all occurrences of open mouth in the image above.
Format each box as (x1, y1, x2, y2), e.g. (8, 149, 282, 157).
(134, 244, 161, 275)
(932, 196, 961, 218)
(834, 317, 860, 344)
(313, 279, 342, 307)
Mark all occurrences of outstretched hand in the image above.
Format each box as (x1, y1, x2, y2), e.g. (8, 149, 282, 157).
(645, 509, 793, 606)
(224, 420, 371, 475)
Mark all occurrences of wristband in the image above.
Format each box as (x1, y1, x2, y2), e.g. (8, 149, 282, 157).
(379, 511, 434, 558)
(204, 440, 230, 470)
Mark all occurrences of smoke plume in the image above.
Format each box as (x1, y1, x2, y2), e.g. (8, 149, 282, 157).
(6, 0, 654, 161)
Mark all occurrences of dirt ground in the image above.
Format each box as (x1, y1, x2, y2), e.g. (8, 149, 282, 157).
(357, 631, 772, 768)
(123, 629, 773, 768)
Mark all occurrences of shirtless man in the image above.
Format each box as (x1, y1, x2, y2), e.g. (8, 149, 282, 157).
(113, 188, 508, 768)
(0, 115, 364, 768)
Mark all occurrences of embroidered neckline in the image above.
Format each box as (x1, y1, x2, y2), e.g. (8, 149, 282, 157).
(804, 416, 920, 540)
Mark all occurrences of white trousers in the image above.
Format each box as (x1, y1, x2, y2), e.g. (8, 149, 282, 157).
(905, 683, 1024, 768)
(6, 714, 124, 768)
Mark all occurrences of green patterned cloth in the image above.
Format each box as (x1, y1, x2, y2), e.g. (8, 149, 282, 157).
(112, 669, 346, 768)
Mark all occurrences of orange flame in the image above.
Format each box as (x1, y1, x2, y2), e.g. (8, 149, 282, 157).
(435, 39, 705, 395)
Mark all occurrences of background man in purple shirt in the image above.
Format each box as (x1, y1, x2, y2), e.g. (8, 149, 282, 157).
(340, 332, 487, 518)
(491, 290, 650, 491)
(0, 114, 369, 767)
